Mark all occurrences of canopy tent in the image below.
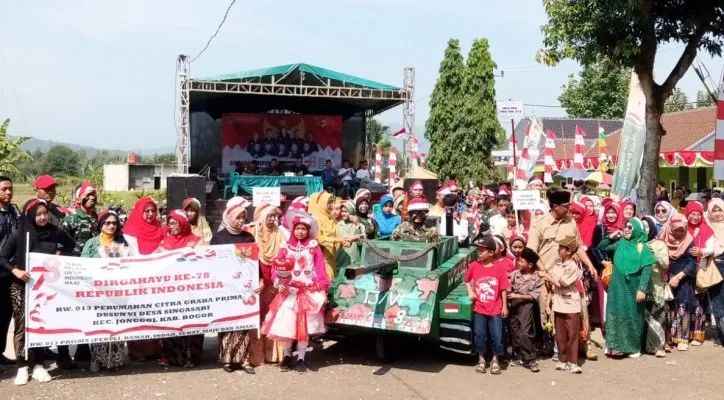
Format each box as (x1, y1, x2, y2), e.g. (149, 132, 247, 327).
(404, 165, 438, 180)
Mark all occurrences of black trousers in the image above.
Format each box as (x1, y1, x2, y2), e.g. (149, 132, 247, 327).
(0, 277, 12, 355)
(510, 300, 537, 362)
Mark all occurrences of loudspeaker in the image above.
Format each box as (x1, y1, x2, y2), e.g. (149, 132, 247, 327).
(167, 175, 207, 214)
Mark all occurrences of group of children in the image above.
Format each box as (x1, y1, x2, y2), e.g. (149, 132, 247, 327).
(465, 233, 584, 375)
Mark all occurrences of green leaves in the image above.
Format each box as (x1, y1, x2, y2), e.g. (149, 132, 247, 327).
(425, 38, 503, 185)
(0, 119, 31, 176)
(664, 87, 692, 112)
(558, 62, 630, 119)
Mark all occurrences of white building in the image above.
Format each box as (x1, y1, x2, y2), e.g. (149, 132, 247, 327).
(103, 163, 180, 192)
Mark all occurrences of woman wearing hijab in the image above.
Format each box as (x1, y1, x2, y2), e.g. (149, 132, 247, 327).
(123, 197, 165, 256)
(355, 196, 378, 239)
(247, 203, 286, 365)
(570, 201, 596, 251)
(653, 201, 675, 233)
(183, 197, 213, 245)
(661, 215, 698, 351)
(684, 202, 714, 345)
(597, 218, 655, 357)
(337, 201, 364, 267)
(1, 199, 75, 385)
(641, 216, 671, 357)
(123, 198, 166, 362)
(309, 191, 352, 279)
(210, 197, 258, 373)
(621, 200, 637, 220)
(592, 202, 625, 260)
(81, 210, 133, 372)
(156, 210, 203, 368)
(375, 195, 402, 237)
(706, 198, 724, 346)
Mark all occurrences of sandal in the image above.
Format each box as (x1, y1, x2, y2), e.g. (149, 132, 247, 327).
(222, 363, 234, 373)
(242, 364, 256, 375)
(475, 362, 486, 374)
(490, 361, 501, 375)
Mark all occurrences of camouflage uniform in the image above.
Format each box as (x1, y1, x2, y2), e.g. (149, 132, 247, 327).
(391, 222, 441, 243)
(60, 209, 99, 256)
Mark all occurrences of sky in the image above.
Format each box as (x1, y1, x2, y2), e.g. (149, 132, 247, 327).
(0, 0, 722, 151)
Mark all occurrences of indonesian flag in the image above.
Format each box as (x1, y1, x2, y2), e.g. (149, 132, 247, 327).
(507, 134, 518, 180)
(389, 147, 397, 182)
(392, 127, 406, 139)
(515, 146, 531, 190)
(420, 153, 426, 168)
(598, 124, 608, 172)
(574, 125, 585, 169)
(374, 148, 382, 183)
(714, 84, 724, 180)
(544, 130, 556, 183)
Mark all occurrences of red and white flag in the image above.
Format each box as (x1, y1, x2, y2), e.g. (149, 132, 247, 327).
(544, 130, 556, 183)
(515, 147, 531, 189)
(507, 134, 518, 180)
(374, 148, 382, 183)
(574, 126, 585, 169)
(392, 127, 406, 139)
(714, 84, 724, 180)
(419, 153, 426, 168)
(389, 147, 397, 182)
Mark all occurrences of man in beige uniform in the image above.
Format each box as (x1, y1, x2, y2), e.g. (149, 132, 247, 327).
(526, 188, 599, 358)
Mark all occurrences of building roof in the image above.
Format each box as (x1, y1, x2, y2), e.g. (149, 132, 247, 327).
(196, 63, 400, 91)
(513, 117, 623, 144)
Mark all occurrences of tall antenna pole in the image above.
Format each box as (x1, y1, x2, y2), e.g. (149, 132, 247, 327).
(403, 67, 416, 177)
(176, 55, 191, 174)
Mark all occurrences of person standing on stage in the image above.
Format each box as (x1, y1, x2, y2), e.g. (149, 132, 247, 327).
(0, 176, 20, 368)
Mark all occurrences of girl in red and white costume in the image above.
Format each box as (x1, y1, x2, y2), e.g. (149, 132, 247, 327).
(261, 214, 330, 374)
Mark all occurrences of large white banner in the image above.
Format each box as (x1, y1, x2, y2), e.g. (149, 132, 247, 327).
(25, 244, 260, 349)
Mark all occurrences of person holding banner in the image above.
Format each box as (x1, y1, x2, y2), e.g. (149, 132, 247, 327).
(156, 210, 204, 368)
(1, 199, 75, 385)
(210, 197, 257, 373)
(81, 210, 133, 372)
(123, 197, 165, 362)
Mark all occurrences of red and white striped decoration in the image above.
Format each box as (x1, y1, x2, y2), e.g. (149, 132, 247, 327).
(544, 130, 556, 183)
(714, 84, 724, 180)
(374, 148, 382, 183)
(389, 146, 397, 182)
(420, 153, 426, 168)
(574, 125, 585, 169)
(515, 146, 531, 189)
(507, 134, 518, 180)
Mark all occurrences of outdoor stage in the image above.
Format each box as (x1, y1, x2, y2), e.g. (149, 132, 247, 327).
(170, 57, 415, 213)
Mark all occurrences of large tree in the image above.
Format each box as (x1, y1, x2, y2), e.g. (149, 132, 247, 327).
(664, 87, 692, 112)
(558, 62, 630, 119)
(538, 0, 724, 215)
(42, 145, 81, 177)
(697, 89, 717, 107)
(425, 39, 466, 180)
(0, 119, 31, 176)
(456, 38, 504, 185)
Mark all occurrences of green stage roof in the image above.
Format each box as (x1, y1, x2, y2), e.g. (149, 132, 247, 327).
(196, 63, 400, 91)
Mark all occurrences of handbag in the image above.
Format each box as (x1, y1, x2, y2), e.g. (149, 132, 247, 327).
(601, 259, 614, 290)
(697, 256, 723, 290)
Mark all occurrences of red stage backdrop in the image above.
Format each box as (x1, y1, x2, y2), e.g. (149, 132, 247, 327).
(221, 113, 343, 172)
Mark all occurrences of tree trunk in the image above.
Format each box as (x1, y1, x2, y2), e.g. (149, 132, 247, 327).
(636, 98, 664, 216)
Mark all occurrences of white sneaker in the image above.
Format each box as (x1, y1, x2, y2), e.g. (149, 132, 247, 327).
(569, 363, 583, 374)
(555, 362, 569, 371)
(628, 352, 641, 359)
(655, 350, 666, 358)
(31, 365, 52, 383)
(14, 367, 29, 386)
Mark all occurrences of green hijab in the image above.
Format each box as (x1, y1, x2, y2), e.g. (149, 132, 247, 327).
(614, 217, 657, 277)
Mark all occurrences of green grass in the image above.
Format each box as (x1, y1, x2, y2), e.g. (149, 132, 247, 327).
(12, 184, 166, 210)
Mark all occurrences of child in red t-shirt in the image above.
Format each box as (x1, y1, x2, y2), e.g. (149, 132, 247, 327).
(465, 236, 511, 375)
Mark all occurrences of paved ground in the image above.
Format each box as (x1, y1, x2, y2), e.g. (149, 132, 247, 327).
(1, 327, 723, 400)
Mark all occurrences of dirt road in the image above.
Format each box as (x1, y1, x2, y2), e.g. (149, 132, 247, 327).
(1, 330, 722, 400)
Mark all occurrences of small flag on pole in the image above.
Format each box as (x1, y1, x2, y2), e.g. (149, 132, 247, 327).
(392, 128, 406, 139)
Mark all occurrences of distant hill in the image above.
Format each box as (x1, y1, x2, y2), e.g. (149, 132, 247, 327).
(18, 137, 175, 156)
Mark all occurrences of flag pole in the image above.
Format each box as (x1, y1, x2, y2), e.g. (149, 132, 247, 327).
(511, 119, 520, 232)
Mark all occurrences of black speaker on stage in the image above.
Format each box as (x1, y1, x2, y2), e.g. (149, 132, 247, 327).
(167, 175, 207, 214)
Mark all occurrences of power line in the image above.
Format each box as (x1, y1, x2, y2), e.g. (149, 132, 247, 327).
(191, 0, 237, 63)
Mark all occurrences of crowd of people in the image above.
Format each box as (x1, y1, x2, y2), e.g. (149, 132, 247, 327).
(0, 171, 722, 385)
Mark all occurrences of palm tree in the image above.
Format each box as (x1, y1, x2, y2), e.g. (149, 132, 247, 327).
(0, 119, 31, 175)
(365, 119, 392, 170)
